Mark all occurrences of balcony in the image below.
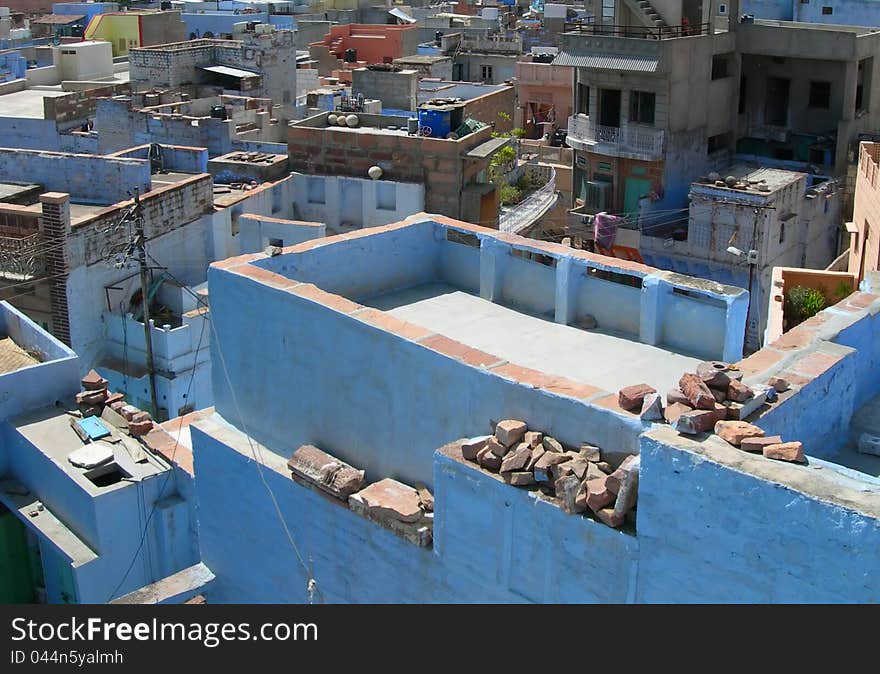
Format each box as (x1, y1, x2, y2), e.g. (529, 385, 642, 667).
(566, 115, 665, 160)
(562, 22, 711, 39)
(499, 167, 558, 235)
(0, 232, 46, 281)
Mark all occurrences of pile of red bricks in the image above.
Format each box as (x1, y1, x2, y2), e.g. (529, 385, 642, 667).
(618, 362, 804, 464)
(461, 420, 639, 529)
(74, 370, 155, 437)
(713, 419, 804, 462)
(75, 370, 122, 419)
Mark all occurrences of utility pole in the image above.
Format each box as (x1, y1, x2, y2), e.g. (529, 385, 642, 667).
(133, 189, 160, 420)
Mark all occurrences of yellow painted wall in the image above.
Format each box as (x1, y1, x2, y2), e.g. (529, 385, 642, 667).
(84, 14, 141, 57)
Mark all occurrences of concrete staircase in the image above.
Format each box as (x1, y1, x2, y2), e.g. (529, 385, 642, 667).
(621, 0, 668, 30)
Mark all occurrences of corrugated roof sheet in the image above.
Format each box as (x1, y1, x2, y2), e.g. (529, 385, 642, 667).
(551, 52, 659, 72)
(388, 7, 417, 23)
(200, 65, 261, 79)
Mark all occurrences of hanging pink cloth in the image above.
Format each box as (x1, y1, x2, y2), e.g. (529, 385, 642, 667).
(593, 212, 618, 249)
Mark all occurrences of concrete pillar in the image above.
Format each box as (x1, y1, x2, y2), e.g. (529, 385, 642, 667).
(554, 256, 576, 325)
(722, 290, 749, 362)
(639, 274, 662, 346)
(480, 237, 507, 302)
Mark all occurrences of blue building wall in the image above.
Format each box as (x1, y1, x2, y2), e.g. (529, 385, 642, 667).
(0, 118, 63, 152)
(638, 427, 880, 602)
(1, 420, 198, 603)
(53, 2, 119, 20)
(0, 302, 79, 423)
(191, 419, 638, 603)
(0, 53, 27, 82)
(181, 12, 269, 38)
(743, 0, 880, 26)
(0, 149, 151, 204)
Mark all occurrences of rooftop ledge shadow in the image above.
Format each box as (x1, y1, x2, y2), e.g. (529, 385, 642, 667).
(205, 214, 749, 488)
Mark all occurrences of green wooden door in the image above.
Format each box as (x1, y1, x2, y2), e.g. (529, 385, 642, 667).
(0, 507, 36, 603)
(623, 177, 652, 215)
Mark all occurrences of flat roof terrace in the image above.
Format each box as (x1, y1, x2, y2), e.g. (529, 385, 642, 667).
(207, 214, 748, 485)
(365, 283, 701, 395)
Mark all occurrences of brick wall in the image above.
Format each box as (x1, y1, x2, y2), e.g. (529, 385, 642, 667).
(288, 121, 494, 219)
(38, 193, 71, 345)
(462, 86, 516, 134)
(43, 83, 131, 126)
(70, 174, 214, 268)
(0, 206, 39, 237)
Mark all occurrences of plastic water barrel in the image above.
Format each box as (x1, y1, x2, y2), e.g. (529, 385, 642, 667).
(418, 107, 452, 139)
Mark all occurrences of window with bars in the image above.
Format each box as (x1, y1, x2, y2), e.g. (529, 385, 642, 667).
(689, 222, 711, 250)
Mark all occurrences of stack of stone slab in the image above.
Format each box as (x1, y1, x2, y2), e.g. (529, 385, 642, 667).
(460, 420, 638, 529)
(617, 362, 804, 464)
(75, 370, 154, 437)
(287, 444, 433, 547)
(714, 419, 804, 463)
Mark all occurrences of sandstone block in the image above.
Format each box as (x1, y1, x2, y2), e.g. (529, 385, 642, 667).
(478, 446, 502, 472)
(679, 373, 716, 410)
(461, 435, 490, 460)
(504, 471, 536, 486)
(768, 376, 790, 392)
(487, 436, 509, 458)
(287, 444, 366, 499)
(675, 405, 726, 435)
(542, 436, 563, 453)
(763, 441, 805, 463)
(740, 435, 783, 453)
(578, 444, 601, 462)
(495, 419, 527, 447)
(714, 420, 765, 447)
(524, 431, 543, 448)
(697, 361, 732, 389)
(727, 379, 755, 402)
(500, 442, 532, 473)
(619, 383, 657, 411)
(664, 402, 693, 424)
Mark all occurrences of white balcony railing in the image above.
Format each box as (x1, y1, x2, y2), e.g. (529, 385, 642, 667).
(567, 115, 665, 158)
(499, 168, 558, 235)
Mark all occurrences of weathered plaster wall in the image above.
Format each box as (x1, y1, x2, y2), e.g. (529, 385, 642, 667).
(191, 417, 639, 603)
(238, 213, 325, 254)
(638, 426, 880, 602)
(0, 149, 150, 204)
(0, 302, 79, 422)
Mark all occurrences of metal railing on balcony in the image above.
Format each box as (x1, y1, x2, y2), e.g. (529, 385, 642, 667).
(0, 232, 46, 280)
(499, 167, 558, 235)
(562, 22, 711, 39)
(567, 115, 665, 157)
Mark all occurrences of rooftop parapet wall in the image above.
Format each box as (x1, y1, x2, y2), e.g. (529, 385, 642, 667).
(638, 425, 880, 602)
(0, 148, 151, 205)
(67, 173, 214, 266)
(735, 285, 880, 458)
(107, 143, 209, 175)
(0, 301, 79, 422)
(206, 214, 747, 489)
(190, 415, 639, 603)
(764, 266, 858, 344)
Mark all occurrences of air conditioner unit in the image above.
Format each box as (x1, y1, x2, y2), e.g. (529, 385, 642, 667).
(585, 180, 611, 211)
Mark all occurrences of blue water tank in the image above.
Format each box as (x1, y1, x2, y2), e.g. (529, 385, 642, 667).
(418, 107, 452, 138)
